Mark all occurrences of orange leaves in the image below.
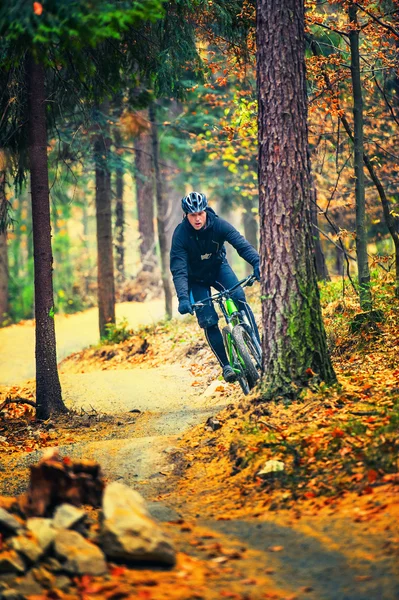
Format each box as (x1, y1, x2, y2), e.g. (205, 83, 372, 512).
(331, 427, 345, 438)
(33, 2, 43, 15)
(367, 469, 378, 484)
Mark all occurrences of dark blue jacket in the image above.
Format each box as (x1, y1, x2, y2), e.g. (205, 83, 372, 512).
(170, 207, 259, 300)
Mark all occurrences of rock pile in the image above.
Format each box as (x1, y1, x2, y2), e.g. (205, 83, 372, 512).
(0, 453, 176, 598)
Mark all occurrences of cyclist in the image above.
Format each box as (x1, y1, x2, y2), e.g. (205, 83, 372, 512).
(170, 191, 260, 383)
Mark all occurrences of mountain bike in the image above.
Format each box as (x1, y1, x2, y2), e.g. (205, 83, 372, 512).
(192, 274, 262, 395)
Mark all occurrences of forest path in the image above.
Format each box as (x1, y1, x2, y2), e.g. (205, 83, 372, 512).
(0, 299, 167, 385)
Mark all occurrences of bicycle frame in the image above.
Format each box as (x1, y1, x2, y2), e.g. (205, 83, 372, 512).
(191, 274, 258, 377)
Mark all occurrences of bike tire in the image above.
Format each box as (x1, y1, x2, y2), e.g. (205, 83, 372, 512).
(222, 326, 250, 395)
(231, 325, 260, 389)
(241, 325, 262, 370)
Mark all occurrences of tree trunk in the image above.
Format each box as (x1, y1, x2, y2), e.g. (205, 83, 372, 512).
(93, 102, 115, 338)
(149, 104, 173, 318)
(310, 180, 330, 281)
(134, 111, 156, 272)
(114, 129, 125, 285)
(0, 171, 8, 321)
(349, 4, 372, 311)
(256, 0, 336, 399)
(26, 53, 66, 419)
(242, 197, 258, 276)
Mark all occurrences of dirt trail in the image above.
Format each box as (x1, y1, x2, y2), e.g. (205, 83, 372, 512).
(0, 300, 229, 495)
(0, 299, 167, 385)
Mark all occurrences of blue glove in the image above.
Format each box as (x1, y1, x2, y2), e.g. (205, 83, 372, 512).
(254, 264, 261, 281)
(178, 299, 194, 315)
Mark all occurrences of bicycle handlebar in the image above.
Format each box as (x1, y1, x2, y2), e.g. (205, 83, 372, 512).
(191, 274, 258, 309)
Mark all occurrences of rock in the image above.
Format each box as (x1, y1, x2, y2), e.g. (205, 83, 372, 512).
(10, 535, 43, 564)
(53, 504, 86, 530)
(42, 557, 63, 573)
(12, 571, 43, 596)
(100, 482, 176, 566)
(205, 417, 222, 431)
(26, 519, 55, 552)
(0, 551, 26, 574)
(54, 575, 71, 592)
(256, 460, 285, 479)
(54, 530, 107, 576)
(147, 503, 181, 523)
(0, 590, 25, 600)
(0, 509, 23, 536)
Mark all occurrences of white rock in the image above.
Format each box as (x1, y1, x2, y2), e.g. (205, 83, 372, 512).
(257, 460, 285, 478)
(101, 482, 176, 566)
(54, 530, 107, 576)
(10, 535, 43, 564)
(26, 518, 55, 552)
(0, 508, 23, 535)
(53, 504, 86, 530)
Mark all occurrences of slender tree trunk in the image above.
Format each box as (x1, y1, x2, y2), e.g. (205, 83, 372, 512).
(134, 111, 156, 272)
(349, 4, 372, 311)
(256, 0, 336, 399)
(93, 102, 115, 338)
(114, 129, 125, 285)
(309, 35, 399, 295)
(149, 104, 173, 318)
(310, 181, 330, 281)
(0, 171, 8, 320)
(26, 53, 66, 419)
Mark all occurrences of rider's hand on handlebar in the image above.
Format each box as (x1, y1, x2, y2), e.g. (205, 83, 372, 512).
(254, 265, 260, 282)
(178, 298, 194, 315)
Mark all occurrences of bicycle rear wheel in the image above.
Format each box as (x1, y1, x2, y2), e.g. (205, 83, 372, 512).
(231, 325, 259, 389)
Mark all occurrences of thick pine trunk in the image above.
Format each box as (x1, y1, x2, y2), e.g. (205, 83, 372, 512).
(114, 129, 125, 285)
(349, 4, 372, 311)
(0, 170, 8, 321)
(26, 54, 66, 419)
(0, 231, 7, 321)
(149, 104, 173, 318)
(242, 197, 258, 276)
(134, 111, 156, 272)
(256, 0, 336, 398)
(93, 103, 116, 338)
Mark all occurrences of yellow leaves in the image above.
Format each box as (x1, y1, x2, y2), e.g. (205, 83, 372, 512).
(119, 111, 149, 137)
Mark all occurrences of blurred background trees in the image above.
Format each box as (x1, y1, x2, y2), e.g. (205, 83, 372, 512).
(0, 0, 398, 328)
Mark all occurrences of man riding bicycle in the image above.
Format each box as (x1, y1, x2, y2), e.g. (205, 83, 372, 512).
(170, 191, 261, 383)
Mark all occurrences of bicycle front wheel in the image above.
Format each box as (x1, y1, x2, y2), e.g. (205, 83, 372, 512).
(222, 326, 250, 395)
(231, 325, 260, 390)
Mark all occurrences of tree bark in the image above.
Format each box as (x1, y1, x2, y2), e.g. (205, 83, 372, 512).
(0, 171, 8, 321)
(349, 3, 372, 311)
(134, 111, 156, 272)
(149, 104, 173, 318)
(93, 102, 116, 338)
(26, 53, 66, 419)
(114, 128, 125, 285)
(256, 0, 336, 399)
(242, 197, 258, 276)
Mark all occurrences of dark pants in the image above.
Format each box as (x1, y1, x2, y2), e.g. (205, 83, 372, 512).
(189, 262, 260, 367)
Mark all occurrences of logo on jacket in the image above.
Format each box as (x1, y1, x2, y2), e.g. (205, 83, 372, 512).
(201, 253, 212, 260)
